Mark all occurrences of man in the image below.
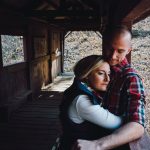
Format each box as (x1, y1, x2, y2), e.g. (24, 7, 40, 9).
(73, 26, 145, 150)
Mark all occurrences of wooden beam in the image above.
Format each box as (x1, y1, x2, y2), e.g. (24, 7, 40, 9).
(110, 0, 140, 25)
(29, 10, 100, 18)
(35, 1, 49, 10)
(1, 62, 27, 72)
(46, 0, 60, 9)
(59, 0, 73, 10)
(76, 0, 93, 10)
(122, 0, 150, 23)
(133, 9, 150, 24)
(65, 31, 72, 38)
(95, 31, 102, 38)
(48, 18, 101, 30)
(0, 36, 3, 69)
(60, 32, 64, 73)
(24, 0, 45, 11)
(62, 25, 101, 31)
(49, 18, 100, 24)
(79, 0, 100, 10)
(31, 55, 50, 64)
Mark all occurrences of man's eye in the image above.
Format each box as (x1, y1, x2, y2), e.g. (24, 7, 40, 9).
(118, 49, 125, 53)
(118, 51, 123, 54)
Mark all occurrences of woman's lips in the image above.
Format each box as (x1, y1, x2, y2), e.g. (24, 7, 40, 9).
(102, 84, 108, 86)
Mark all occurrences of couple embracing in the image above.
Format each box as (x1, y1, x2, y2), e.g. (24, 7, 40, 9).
(59, 26, 146, 150)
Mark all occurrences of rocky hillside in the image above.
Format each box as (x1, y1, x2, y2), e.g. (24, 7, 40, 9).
(132, 17, 150, 132)
(1, 35, 24, 66)
(64, 31, 102, 72)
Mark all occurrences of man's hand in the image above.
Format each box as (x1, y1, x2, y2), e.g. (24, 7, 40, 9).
(72, 122, 144, 150)
(72, 139, 102, 150)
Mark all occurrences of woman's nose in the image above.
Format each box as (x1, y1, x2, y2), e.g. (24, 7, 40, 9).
(104, 74, 110, 82)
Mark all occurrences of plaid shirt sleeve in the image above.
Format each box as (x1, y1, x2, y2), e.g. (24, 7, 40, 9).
(126, 75, 146, 127)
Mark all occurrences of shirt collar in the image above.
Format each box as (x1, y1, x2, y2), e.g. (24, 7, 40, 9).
(111, 58, 129, 73)
(74, 79, 104, 105)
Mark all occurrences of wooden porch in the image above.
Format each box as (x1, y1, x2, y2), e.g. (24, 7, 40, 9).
(1, 74, 149, 150)
(0, 75, 73, 150)
(0, 0, 150, 149)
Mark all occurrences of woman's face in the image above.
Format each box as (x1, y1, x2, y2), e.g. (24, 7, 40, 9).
(87, 62, 110, 91)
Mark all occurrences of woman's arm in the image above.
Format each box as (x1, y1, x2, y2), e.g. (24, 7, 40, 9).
(74, 122, 144, 150)
(75, 95, 122, 129)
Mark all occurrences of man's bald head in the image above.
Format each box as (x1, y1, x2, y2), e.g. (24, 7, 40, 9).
(104, 25, 132, 46)
(103, 25, 132, 65)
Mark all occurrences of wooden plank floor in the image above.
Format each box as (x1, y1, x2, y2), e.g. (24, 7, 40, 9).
(0, 75, 73, 150)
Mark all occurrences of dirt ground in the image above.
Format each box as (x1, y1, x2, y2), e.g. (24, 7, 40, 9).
(132, 16, 150, 133)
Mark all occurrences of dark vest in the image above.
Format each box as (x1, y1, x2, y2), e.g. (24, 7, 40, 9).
(59, 79, 113, 150)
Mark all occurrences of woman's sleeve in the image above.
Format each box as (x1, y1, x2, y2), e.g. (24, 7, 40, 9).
(76, 95, 122, 129)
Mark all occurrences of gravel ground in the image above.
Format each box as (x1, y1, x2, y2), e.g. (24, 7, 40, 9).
(64, 31, 102, 72)
(132, 16, 150, 133)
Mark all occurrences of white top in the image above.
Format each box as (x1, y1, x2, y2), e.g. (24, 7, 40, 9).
(68, 95, 122, 129)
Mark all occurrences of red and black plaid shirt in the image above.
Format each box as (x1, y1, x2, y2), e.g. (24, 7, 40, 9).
(104, 58, 145, 127)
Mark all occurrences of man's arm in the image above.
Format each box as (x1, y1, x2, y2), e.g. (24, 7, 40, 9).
(75, 122, 144, 150)
(95, 122, 144, 149)
(74, 75, 145, 150)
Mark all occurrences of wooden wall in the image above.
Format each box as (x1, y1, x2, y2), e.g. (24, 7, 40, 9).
(28, 20, 63, 96)
(0, 9, 64, 121)
(27, 20, 50, 97)
(0, 9, 29, 120)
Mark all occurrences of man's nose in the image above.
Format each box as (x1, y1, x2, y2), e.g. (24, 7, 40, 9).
(111, 50, 117, 59)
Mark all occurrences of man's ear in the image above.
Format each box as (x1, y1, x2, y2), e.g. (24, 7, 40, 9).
(127, 47, 132, 54)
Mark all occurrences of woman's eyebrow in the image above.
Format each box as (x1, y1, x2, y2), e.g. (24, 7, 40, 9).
(97, 70, 110, 73)
(97, 69, 105, 72)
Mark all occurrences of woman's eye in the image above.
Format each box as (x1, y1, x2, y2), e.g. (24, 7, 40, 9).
(98, 72, 104, 75)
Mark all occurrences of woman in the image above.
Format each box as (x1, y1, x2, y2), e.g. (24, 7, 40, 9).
(59, 55, 123, 150)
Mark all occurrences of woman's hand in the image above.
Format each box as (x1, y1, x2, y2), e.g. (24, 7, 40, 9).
(72, 139, 103, 150)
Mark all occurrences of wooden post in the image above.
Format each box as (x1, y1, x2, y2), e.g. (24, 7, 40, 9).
(0, 36, 3, 69)
(47, 27, 52, 83)
(26, 23, 33, 92)
(60, 31, 65, 73)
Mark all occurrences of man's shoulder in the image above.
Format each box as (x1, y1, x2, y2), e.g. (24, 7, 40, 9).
(122, 65, 140, 78)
